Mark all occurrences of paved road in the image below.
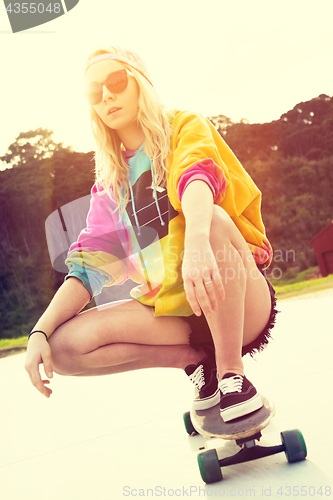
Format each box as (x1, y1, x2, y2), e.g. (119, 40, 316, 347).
(0, 291, 332, 499)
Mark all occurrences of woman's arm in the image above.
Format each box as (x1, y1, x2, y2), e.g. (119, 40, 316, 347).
(182, 179, 214, 239)
(25, 278, 91, 398)
(181, 180, 224, 318)
(31, 277, 91, 339)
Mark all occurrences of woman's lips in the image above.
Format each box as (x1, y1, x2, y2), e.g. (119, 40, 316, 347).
(107, 107, 121, 116)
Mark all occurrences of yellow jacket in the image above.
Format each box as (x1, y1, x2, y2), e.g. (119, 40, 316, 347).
(167, 110, 271, 261)
(134, 110, 272, 316)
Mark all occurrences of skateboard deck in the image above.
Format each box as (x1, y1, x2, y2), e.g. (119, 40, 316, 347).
(183, 395, 307, 483)
(191, 395, 275, 441)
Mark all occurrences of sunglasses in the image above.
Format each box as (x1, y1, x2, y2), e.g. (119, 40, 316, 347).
(85, 69, 133, 105)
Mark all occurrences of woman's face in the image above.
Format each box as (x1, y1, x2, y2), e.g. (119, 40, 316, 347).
(85, 59, 141, 139)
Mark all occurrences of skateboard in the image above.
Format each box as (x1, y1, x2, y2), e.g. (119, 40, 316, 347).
(183, 395, 307, 483)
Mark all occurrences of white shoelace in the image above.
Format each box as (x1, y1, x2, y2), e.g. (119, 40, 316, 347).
(189, 365, 205, 390)
(219, 375, 243, 395)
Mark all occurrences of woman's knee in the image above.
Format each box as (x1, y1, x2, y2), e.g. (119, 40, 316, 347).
(210, 206, 233, 240)
(211, 206, 254, 265)
(242, 271, 272, 345)
(210, 206, 246, 262)
(48, 325, 79, 375)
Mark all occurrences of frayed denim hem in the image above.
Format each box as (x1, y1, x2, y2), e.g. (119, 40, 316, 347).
(241, 281, 279, 357)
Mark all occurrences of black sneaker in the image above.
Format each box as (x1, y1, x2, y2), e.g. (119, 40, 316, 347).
(219, 373, 263, 422)
(185, 348, 220, 410)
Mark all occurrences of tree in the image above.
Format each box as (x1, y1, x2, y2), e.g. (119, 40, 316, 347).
(0, 128, 70, 167)
(213, 94, 333, 163)
(279, 95, 333, 159)
(0, 142, 94, 339)
(208, 114, 235, 136)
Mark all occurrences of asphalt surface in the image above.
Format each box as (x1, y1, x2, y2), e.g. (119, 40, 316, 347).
(0, 291, 332, 499)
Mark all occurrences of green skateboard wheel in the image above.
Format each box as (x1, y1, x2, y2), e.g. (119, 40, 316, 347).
(197, 449, 223, 484)
(281, 429, 307, 463)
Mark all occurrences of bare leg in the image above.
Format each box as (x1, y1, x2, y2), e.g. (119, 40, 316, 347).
(206, 206, 272, 379)
(67, 344, 204, 376)
(49, 301, 205, 376)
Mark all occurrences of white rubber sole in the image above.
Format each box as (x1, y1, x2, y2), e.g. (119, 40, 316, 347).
(220, 393, 263, 422)
(193, 388, 221, 410)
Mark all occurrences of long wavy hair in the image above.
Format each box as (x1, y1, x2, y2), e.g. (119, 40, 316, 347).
(86, 47, 173, 214)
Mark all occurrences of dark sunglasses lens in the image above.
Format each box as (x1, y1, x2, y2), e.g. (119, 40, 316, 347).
(106, 70, 128, 93)
(86, 83, 102, 105)
(85, 70, 129, 104)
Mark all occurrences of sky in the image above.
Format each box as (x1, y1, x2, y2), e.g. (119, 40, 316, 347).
(0, 0, 332, 159)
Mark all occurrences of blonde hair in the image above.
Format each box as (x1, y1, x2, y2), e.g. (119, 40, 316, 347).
(86, 47, 172, 214)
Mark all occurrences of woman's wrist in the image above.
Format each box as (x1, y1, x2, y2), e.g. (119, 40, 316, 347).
(28, 331, 49, 342)
(185, 228, 210, 245)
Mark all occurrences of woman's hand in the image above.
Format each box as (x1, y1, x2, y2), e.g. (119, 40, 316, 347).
(23, 278, 91, 398)
(182, 234, 224, 318)
(25, 334, 53, 398)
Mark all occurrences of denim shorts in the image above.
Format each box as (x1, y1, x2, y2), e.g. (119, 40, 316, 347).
(183, 271, 278, 357)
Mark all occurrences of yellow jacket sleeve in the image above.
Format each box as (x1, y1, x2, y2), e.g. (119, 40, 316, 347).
(166, 110, 272, 267)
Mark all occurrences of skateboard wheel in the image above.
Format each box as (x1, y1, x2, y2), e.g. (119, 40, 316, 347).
(281, 429, 307, 463)
(197, 449, 223, 484)
(183, 411, 198, 435)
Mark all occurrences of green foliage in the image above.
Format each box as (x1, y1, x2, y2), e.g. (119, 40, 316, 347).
(0, 128, 68, 167)
(224, 121, 280, 163)
(244, 154, 333, 273)
(221, 94, 333, 163)
(279, 94, 333, 159)
(273, 274, 333, 300)
(0, 336, 28, 349)
(0, 129, 94, 339)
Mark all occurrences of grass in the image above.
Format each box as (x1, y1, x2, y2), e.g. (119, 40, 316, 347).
(1, 269, 333, 358)
(0, 336, 28, 359)
(271, 268, 333, 300)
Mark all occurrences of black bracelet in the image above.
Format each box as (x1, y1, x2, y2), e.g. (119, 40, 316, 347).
(28, 331, 48, 341)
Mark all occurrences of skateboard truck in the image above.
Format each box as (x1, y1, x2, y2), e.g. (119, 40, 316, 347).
(219, 431, 285, 468)
(183, 398, 307, 484)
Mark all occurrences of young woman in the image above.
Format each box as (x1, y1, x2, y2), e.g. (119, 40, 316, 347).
(25, 46, 277, 422)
